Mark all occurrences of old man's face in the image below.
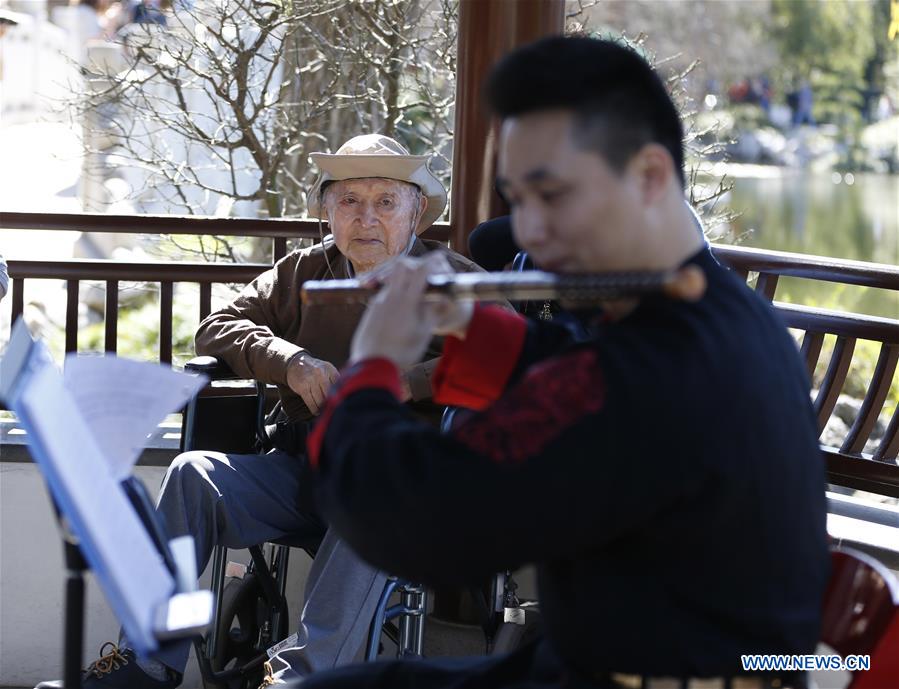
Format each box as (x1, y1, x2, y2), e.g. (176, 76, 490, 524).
(324, 178, 426, 275)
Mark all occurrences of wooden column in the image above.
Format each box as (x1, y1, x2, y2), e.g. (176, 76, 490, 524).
(449, 0, 565, 254)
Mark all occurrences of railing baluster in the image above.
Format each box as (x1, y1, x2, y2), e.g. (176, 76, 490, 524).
(813, 336, 856, 433)
(842, 344, 899, 455)
(200, 282, 212, 321)
(754, 273, 778, 301)
(11, 277, 24, 325)
(799, 331, 825, 380)
(66, 280, 79, 353)
(160, 282, 173, 364)
(873, 404, 899, 462)
(274, 238, 288, 262)
(105, 280, 118, 353)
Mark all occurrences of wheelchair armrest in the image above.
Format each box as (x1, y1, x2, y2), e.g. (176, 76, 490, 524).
(182, 356, 281, 454)
(184, 355, 239, 380)
(181, 355, 262, 453)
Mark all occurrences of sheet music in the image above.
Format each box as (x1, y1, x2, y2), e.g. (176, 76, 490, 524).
(63, 355, 206, 480)
(18, 363, 177, 653)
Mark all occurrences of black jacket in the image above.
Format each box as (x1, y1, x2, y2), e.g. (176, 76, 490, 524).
(311, 248, 830, 678)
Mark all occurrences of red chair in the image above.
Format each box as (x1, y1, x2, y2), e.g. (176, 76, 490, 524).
(821, 547, 899, 689)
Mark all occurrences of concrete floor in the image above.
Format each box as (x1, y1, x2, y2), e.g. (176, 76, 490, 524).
(2, 617, 493, 689)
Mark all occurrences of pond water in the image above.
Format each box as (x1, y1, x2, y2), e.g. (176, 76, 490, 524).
(708, 169, 899, 319)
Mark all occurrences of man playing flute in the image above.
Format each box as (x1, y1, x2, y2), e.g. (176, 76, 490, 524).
(280, 36, 829, 689)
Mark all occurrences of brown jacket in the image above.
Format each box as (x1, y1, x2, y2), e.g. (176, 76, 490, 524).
(195, 237, 486, 423)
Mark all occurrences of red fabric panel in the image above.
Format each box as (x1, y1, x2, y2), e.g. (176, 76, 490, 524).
(852, 611, 899, 689)
(432, 305, 527, 410)
(307, 357, 402, 468)
(451, 348, 605, 463)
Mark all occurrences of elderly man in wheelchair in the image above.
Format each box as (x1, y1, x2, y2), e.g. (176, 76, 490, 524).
(35, 134, 486, 689)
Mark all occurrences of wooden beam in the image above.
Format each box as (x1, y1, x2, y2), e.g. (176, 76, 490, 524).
(449, 0, 565, 255)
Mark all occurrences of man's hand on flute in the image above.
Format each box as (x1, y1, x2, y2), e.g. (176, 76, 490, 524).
(350, 253, 475, 368)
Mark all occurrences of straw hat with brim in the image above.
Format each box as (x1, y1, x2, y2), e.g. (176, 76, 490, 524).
(306, 134, 447, 234)
(0, 8, 25, 25)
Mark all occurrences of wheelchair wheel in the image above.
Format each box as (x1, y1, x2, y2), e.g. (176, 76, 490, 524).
(202, 573, 287, 689)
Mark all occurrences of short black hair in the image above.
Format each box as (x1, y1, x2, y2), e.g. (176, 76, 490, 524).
(468, 216, 518, 271)
(486, 36, 685, 188)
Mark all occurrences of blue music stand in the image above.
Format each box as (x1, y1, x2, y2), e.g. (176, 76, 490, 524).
(0, 320, 212, 687)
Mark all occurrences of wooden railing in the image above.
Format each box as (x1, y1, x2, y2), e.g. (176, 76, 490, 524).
(713, 244, 899, 293)
(2, 211, 450, 363)
(713, 246, 899, 497)
(2, 212, 898, 495)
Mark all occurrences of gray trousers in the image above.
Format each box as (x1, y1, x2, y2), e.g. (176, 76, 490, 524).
(145, 448, 388, 677)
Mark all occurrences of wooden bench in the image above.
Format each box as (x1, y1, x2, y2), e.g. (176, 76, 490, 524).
(713, 245, 899, 498)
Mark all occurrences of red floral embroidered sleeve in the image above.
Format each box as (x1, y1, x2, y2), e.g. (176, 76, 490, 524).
(308, 342, 621, 587)
(450, 348, 605, 462)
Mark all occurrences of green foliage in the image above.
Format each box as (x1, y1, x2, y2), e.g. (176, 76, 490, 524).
(80, 288, 199, 368)
(770, 0, 877, 125)
(866, 0, 897, 98)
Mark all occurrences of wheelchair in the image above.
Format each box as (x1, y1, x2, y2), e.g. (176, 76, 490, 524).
(179, 344, 542, 685)
(180, 356, 429, 689)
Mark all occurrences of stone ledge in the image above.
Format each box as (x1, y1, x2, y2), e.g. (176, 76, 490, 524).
(1, 442, 179, 467)
(1, 418, 181, 467)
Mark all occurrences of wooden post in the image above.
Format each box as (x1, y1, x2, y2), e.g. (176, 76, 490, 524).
(449, 0, 565, 255)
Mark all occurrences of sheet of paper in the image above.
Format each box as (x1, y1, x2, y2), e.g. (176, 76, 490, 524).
(63, 355, 207, 480)
(19, 363, 176, 653)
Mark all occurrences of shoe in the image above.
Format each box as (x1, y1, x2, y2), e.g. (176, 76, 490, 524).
(34, 642, 182, 689)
